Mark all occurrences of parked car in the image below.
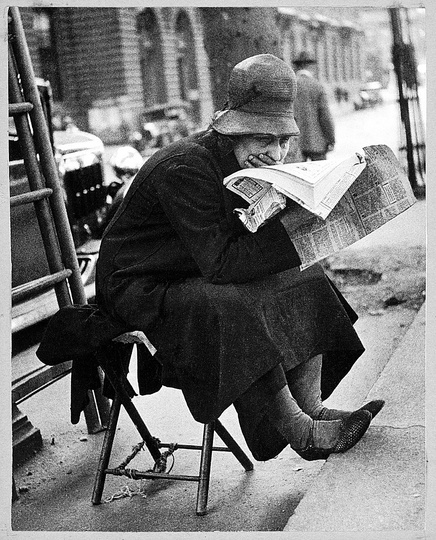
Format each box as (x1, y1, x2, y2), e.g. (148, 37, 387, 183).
(129, 102, 195, 157)
(10, 79, 109, 333)
(353, 81, 384, 110)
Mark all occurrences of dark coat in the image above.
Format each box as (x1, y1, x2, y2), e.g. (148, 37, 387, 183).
(96, 130, 363, 424)
(96, 130, 302, 330)
(294, 71, 335, 154)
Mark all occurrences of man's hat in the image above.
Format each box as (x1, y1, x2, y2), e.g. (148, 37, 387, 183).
(293, 51, 317, 66)
(211, 54, 299, 137)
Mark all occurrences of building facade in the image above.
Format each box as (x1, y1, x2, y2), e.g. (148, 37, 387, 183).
(278, 7, 365, 111)
(20, 7, 367, 144)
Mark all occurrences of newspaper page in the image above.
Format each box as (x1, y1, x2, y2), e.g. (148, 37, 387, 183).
(224, 176, 287, 233)
(225, 152, 366, 221)
(287, 145, 417, 269)
(262, 152, 366, 213)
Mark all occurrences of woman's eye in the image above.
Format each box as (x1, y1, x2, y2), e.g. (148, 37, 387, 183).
(255, 136, 272, 146)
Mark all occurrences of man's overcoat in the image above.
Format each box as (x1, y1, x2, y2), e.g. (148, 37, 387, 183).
(294, 71, 336, 155)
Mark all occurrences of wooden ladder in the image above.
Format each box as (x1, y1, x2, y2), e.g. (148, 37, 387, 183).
(8, 7, 110, 483)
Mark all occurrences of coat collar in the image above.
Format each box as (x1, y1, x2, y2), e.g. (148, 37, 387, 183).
(196, 129, 241, 178)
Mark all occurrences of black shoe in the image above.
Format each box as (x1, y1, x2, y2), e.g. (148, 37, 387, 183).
(332, 409, 372, 453)
(295, 409, 372, 461)
(295, 445, 330, 461)
(359, 399, 385, 419)
(317, 399, 385, 421)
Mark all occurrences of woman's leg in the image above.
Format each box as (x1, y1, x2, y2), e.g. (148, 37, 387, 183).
(234, 365, 340, 460)
(266, 381, 373, 461)
(287, 354, 385, 421)
(268, 385, 342, 450)
(234, 365, 371, 462)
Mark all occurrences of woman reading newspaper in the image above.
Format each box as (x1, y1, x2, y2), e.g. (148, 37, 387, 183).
(96, 54, 384, 462)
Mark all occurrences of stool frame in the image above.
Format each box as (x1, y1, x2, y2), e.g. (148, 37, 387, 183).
(91, 342, 254, 515)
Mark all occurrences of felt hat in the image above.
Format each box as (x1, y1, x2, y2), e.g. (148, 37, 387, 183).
(211, 54, 299, 136)
(293, 51, 317, 66)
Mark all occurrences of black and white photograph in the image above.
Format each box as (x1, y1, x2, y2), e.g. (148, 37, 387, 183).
(2, 2, 433, 538)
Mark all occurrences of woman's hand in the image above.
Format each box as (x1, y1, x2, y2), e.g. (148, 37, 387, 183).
(244, 153, 278, 168)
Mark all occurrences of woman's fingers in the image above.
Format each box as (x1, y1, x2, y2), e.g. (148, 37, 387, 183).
(245, 154, 277, 168)
(257, 153, 277, 165)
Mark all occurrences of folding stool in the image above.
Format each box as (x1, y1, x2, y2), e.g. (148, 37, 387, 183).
(91, 332, 254, 515)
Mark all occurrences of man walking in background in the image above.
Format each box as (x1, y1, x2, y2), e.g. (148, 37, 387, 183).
(293, 51, 335, 161)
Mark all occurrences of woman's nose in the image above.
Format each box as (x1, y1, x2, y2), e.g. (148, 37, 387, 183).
(267, 142, 282, 162)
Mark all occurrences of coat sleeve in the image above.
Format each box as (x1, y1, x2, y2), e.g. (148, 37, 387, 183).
(153, 150, 301, 284)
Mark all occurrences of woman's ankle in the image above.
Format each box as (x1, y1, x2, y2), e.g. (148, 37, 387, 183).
(276, 413, 313, 451)
(315, 406, 351, 421)
(291, 418, 342, 452)
(311, 419, 343, 449)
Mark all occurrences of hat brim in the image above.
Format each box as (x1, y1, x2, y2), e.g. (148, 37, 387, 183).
(211, 109, 299, 137)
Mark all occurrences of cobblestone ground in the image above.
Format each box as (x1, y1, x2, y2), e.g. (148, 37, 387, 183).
(325, 242, 426, 316)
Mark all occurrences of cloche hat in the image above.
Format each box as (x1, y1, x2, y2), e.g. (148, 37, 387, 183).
(211, 54, 299, 137)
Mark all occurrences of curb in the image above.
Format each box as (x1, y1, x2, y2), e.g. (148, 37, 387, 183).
(283, 303, 425, 533)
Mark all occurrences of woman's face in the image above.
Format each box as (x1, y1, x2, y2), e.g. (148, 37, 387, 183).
(233, 133, 297, 169)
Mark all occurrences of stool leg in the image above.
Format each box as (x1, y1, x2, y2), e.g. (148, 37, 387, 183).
(214, 419, 254, 471)
(98, 358, 162, 463)
(92, 393, 122, 505)
(196, 422, 215, 516)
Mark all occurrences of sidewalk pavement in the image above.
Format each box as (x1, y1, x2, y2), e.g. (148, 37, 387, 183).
(280, 197, 430, 537)
(9, 200, 428, 536)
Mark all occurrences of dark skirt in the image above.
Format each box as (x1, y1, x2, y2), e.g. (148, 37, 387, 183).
(148, 263, 364, 425)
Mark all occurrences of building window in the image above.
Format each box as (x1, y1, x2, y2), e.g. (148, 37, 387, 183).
(282, 33, 291, 66)
(137, 9, 166, 107)
(175, 11, 200, 122)
(301, 27, 309, 52)
(352, 39, 361, 81)
(324, 35, 331, 82)
(315, 40, 324, 80)
(33, 9, 62, 100)
(350, 39, 355, 80)
(342, 41, 348, 81)
(333, 35, 340, 81)
(176, 36, 188, 102)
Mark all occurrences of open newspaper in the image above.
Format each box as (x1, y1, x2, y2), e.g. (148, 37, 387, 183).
(224, 150, 367, 226)
(224, 145, 416, 269)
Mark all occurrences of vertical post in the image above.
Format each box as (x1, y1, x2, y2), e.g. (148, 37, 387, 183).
(389, 8, 417, 191)
(389, 7, 425, 196)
